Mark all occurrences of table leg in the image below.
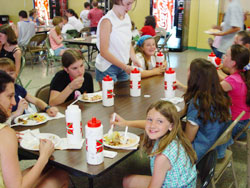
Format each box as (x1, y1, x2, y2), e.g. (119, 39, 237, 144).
(247, 129, 250, 187)
(88, 177, 94, 188)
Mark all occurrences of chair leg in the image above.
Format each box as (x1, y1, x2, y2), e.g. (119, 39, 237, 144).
(211, 178, 216, 188)
(230, 157, 238, 188)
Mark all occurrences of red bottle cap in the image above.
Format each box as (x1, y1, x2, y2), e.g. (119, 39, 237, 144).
(131, 68, 140, 73)
(165, 67, 175, 74)
(87, 117, 101, 127)
(215, 57, 221, 65)
(208, 52, 216, 57)
(157, 51, 164, 57)
(103, 75, 113, 81)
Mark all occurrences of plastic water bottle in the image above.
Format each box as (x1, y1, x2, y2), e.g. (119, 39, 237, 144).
(156, 51, 164, 67)
(207, 52, 216, 63)
(65, 105, 82, 145)
(85, 117, 104, 165)
(130, 68, 141, 97)
(212, 57, 221, 69)
(102, 75, 114, 107)
(164, 68, 176, 99)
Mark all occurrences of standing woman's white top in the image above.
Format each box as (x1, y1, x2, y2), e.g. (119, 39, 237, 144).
(95, 0, 140, 82)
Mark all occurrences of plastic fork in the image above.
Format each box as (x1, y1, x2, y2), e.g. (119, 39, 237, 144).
(108, 113, 116, 138)
(121, 126, 128, 144)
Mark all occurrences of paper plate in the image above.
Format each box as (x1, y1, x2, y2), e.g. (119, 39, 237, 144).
(14, 113, 48, 126)
(103, 131, 140, 149)
(204, 29, 220, 34)
(78, 91, 102, 103)
(20, 133, 61, 151)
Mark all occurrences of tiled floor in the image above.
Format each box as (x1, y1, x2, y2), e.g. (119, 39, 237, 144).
(19, 50, 247, 188)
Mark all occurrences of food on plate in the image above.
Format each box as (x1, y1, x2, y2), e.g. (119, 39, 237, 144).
(82, 93, 102, 101)
(18, 118, 28, 124)
(206, 29, 220, 34)
(104, 131, 136, 147)
(28, 113, 46, 122)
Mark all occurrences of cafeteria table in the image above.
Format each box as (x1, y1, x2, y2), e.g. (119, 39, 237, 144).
(14, 75, 183, 188)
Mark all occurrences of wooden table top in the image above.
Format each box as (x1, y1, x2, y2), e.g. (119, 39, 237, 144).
(15, 75, 184, 177)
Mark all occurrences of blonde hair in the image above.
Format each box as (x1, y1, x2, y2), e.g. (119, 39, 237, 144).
(135, 37, 155, 70)
(141, 101, 197, 165)
(52, 16, 63, 35)
(0, 58, 16, 72)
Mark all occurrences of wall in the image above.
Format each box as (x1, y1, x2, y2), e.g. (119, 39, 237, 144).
(0, 0, 33, 24)
(188, 0, 219, 50)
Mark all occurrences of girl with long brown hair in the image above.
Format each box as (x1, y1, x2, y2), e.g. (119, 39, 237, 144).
(122, 101, 197, 188)
(221, 44, 250, 139)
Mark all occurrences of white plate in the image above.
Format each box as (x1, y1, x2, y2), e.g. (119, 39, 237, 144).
(103, 131, 140, 149)
(14, 113, 48, 126)
(78, 91, 102, 103)
(204, 29, 221, 34)
(20, 133, 61, 151)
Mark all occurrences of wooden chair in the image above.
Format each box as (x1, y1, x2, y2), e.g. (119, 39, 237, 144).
(22, 33, 47, 68)
(153, 35, 161, 48)
(35, 84, 50, 104)
(206, 111, 246, 188)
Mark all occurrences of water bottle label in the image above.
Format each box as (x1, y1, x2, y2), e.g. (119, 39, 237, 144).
(107, 89, 113, 98)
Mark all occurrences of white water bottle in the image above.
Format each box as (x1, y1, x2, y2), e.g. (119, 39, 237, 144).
(156, 51, 164, 67)
(207, 52, 216, 63)
(130, 68, 141, 97)
(212, 57, 221, 69)
(102, 75, 114, 107)
(164, 68, 176, 99)
(65, 105, 82, 145)
(85, 117, 104, 165)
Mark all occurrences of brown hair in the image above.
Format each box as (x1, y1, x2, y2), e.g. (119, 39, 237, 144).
(230, 44, 250, 106)
(52, 16, 63, 35)
(62, 49, 83, 68)
(184, 58, 231, 124)
(141, 101, 197, 165)
(0, 58, 16, 72)
(0, 24, 17, 45)
(112, 0, 137, 8)
(236, 31, 250, 47)
(135, 37, 155, 70)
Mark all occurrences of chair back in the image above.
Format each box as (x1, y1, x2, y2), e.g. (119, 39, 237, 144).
(35, 84, 50, 104)
(27, 33, 47, 48)
(66, 29, 80, 38)
(16, 56, 26, 86)
(80, 27, 91, 33)
(197, 149, 217, 188)
(208, 111, 246, 152)
(233, 118, 250, 141)
(153, 35, 161, 47)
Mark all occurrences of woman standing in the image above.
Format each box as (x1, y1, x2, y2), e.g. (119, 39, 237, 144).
(95, 0, 140, 84)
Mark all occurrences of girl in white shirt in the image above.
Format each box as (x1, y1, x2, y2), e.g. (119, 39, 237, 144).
(134, 35, 166, 78)
(65, 9, 83, 32)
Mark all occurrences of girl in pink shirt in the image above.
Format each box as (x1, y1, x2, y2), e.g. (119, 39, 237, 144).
(49, 16, 66, 56)
(221, 44, 250, 139)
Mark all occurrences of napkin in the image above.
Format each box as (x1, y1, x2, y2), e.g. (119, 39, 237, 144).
(44, 112, 65, 120)
(104, 150, 117, 158)
(160, 97, 184, 104)
(19, 129, 84, 150)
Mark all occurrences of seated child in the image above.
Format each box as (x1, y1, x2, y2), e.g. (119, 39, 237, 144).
(49, 16, 67, 56)
(0, 58, 58, 120)
(134, 35, 166, 78)
(121, 101, 197, 188)
(49, 49, 94, 106)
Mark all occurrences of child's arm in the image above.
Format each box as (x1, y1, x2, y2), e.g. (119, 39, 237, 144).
(141, 67, 165, 78)
(185, 121, 199, 142)
(11, 98, 28, 119)
(50, 30, 63, 45)
(111, 113, 146, 129)
(148, 154, 171, 188)
(25, 93, 58, 117)
(220, 80, 232, 92)
(130, 44, 141, 68)
(99, 19, 133, 74)
(174, 80, 187, 92)
(49, 76, 84, 106)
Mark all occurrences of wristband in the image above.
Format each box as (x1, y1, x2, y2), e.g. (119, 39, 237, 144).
(44, 105, 51, 112)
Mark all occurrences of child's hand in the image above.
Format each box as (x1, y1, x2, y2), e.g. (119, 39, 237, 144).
(39, 139, 54, 160)
(153, 66, 166, 75)
(46, 106, 58, 117)
(124, 65, 134, 74)
(174, 80, 187, 92)
(16, 98, 28, 114)
(69, 77, 84, 90)
(132, 60, 141, 68)
(110, 113, 127, 127)
(15, 131, 24, 142)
